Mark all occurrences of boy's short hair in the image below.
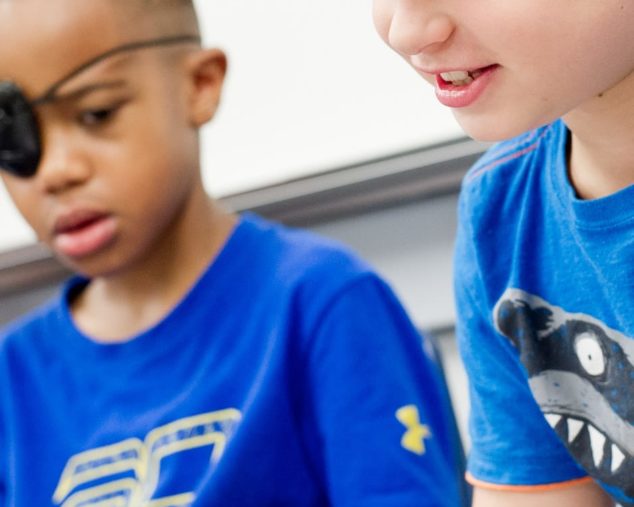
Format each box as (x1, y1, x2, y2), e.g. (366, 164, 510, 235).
(116, 0, 200, 35)
(134, 0, 195, 13)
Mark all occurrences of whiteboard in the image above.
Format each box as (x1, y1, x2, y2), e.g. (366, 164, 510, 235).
(0, 0, 462, 252)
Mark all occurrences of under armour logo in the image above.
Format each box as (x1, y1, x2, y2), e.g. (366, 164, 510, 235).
(395, 405, 432, 455)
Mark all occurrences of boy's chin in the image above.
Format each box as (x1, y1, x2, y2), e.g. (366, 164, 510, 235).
(52, 248, 122, 281)
(453, 113, 545, 143)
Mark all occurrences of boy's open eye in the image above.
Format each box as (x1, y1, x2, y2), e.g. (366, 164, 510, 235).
(79, 107, 117, 127)
(77, 100, 127, 128)
(81, 109, 114, 125)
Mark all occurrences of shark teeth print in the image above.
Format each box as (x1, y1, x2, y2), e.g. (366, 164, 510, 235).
(612, 445, 626, 473)
(544, 413, 562, 428)
(544, 413, 628, 474)
(587, 425, 606, 467)
(567, 418, 584, 441)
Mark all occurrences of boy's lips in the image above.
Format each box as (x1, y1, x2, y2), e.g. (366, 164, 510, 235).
(52, 209, 117, 258)
(432, 64, 500, 108)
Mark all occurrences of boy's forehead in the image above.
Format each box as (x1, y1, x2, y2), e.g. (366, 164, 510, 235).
(0, 0, 148, 97)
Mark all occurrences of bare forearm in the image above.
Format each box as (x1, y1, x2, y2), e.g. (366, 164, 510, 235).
(472, 481, 614, 507)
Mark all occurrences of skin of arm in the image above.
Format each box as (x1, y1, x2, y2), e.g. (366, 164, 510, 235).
(472, 481, 615, 507)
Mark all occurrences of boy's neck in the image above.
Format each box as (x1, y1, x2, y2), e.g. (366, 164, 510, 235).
(564, 71, 634, 200)
(70, 189, 238, 343)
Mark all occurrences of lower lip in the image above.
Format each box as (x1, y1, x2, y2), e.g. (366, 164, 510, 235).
(434, 65, 499, 108)
(54, 216, 117, 258)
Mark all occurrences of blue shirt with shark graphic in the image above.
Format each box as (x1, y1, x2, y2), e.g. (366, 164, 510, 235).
(0, 213, 462, 506)
(455, 120, 634, 505)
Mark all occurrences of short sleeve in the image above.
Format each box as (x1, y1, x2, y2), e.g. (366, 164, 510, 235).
(454, 187, 587, 488)
(300, 274, 462, 507)
(0, 375, 7, 505)
(0, 442, 5, 504)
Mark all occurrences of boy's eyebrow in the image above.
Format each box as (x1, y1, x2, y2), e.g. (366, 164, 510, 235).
(37, 80, 128, 105)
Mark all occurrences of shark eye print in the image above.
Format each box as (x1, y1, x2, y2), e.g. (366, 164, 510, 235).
(574, 332, 606, 377)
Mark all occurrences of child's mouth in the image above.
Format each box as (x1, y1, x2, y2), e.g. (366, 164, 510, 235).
(53, 210, 117, 258)
(438, 65, 497, 87)
(434, 65, 499, 108)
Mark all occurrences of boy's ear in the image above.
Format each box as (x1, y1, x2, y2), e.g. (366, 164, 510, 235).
(184, 48, 227, 127)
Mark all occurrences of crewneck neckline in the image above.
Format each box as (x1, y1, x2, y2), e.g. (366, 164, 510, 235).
(550, 121, 634, 231)
(54, 213, 258, 362)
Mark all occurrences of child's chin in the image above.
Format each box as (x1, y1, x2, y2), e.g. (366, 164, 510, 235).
(456, 118, 532, 143)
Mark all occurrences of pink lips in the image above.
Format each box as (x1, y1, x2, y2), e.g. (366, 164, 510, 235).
(434, 64, 499, 108)
(53, 209, 117, 258)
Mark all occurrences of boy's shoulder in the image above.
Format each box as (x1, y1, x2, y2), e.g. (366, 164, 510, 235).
(0, 296, 60, 359)
(224, 213, 387, 332)
(458, 120, 567, 220)
(462, 120, 566, 195)
(240, 212, 375, 290)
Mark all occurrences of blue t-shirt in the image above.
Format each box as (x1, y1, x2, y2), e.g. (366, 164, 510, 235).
(455, 120, 634, 505)
(0, 213, 461, 506)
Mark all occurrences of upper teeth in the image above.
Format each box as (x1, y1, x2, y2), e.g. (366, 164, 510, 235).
(544, 413, 628, 474)
(440, 71, 471, 81)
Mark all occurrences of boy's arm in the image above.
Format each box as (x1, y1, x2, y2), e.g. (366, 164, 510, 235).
(472, 481, 614, 507)
(0, 427, 5, 504)
(300, 273, 463, 506)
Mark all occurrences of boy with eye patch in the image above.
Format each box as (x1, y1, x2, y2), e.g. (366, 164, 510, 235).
(0, 0, 465, 505)
(373, 1, 634, 506)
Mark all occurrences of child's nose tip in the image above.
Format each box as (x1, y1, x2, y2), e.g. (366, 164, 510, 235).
(388, 10, 454, 57)
(38, 147, 91, 194)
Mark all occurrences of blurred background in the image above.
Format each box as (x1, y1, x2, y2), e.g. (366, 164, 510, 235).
(0, 0, 488, 449)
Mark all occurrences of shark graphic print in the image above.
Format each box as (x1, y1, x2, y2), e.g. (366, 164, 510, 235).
(494, 289, 634, 506)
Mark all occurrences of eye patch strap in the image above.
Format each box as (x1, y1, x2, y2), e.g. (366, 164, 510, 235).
(0, 34, 200, 178)
(32, 34, 201, 106)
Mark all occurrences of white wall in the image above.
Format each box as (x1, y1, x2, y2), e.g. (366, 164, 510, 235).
(0, 0, 461, 253)
(196, 0, 461, 195)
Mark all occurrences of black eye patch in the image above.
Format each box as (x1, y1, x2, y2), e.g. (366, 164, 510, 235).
(0, 81, 41, 178)
(0, 34, 200, 179)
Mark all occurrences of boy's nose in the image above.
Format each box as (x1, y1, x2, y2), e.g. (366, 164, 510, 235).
(385, 1, 454, 57)
(37, 131, 91, 194)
